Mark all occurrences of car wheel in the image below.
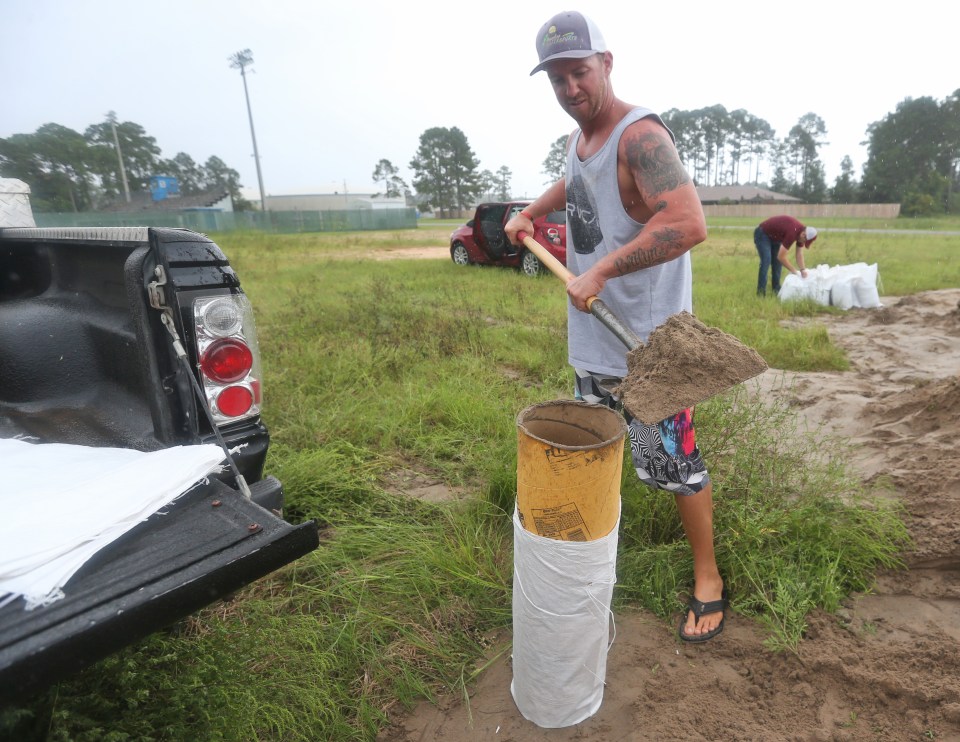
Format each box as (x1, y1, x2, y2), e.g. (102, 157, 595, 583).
(451, 242, 471, 266)
(520, 250, 543, 277)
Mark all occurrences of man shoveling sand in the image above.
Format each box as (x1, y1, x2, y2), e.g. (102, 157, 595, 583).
(505, 10, 727, 641)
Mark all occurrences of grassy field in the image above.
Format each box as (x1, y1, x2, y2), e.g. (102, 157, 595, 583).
(5, 218, 956, 741)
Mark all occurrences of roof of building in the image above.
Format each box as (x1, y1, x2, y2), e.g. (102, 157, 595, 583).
(98, 189, 230, 212)
(697, 186, 801, 204)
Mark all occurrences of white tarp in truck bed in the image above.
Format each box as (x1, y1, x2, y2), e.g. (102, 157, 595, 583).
(0, 439, 224, 610)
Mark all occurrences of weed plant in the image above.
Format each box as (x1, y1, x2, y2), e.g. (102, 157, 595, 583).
(5, 223, 937, 740)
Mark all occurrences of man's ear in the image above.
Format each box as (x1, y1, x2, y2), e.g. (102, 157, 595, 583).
(602, 51, 613, 73)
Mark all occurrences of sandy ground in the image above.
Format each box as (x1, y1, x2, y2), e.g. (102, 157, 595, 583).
(368, 246, 453, 261)
(377, 283, 960, 742)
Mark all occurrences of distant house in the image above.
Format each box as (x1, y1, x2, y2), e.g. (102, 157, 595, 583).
(100, 176, 232, 213)
(696, 186, 800, 205)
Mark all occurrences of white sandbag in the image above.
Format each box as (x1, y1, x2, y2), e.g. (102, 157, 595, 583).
(778, 272, 821, 303)
(779, 271, 830, 306)
(854, 264, 883, 307)
(807, 266, 833, 306)
(780, 263, 882, 309)
(510, 505, 618, 728)
(830, 277, 856, 310)
(855, 279, 882, 308)
(777, 273, 807, 303)
(832, 263, 881, 309)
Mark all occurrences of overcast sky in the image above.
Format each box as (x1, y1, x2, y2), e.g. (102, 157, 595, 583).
(3, 0, 956, 202)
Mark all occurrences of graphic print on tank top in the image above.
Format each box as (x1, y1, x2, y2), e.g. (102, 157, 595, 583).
(567, 172, 604, 255)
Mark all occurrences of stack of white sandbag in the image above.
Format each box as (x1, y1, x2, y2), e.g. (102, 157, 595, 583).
(779, 262, 882, 309)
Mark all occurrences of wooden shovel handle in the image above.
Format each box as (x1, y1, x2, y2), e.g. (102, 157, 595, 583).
(518, 232, 596, 309)
(518, 231, 574, 281)
(517, 231, 642, 350)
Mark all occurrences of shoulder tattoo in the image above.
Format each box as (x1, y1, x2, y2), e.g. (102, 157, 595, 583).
(625, 131, 690, 198)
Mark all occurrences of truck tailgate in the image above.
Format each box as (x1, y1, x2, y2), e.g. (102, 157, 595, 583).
(0, 477, 318, 702)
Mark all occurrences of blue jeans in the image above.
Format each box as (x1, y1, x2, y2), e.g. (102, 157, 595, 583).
(754, 226, 782, 295)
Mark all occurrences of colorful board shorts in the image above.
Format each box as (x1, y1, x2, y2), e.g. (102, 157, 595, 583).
(574, 368, 710, 496)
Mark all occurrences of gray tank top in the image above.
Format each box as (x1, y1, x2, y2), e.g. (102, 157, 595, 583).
(566, 107, 693, 377)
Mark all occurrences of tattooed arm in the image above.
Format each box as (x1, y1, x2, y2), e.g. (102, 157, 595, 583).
(566, 117, 707, 312)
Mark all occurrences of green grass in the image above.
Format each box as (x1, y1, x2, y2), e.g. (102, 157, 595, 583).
(4, 219, 939, 740)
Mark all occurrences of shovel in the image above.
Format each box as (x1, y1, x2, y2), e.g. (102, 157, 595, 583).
(516, 231, 768, 424)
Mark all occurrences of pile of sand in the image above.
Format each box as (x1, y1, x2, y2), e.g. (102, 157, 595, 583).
(618, 311, 768, 424)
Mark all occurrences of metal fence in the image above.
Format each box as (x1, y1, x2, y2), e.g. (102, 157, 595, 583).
(33, 208, 419, 233)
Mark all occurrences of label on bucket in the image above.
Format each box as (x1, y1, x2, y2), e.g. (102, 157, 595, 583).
(530, 502, 590, 541)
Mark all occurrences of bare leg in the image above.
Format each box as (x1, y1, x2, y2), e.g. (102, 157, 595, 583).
(675, 482, 725, 638)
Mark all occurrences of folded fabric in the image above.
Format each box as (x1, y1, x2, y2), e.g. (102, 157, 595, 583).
(0, 438, 225, 610)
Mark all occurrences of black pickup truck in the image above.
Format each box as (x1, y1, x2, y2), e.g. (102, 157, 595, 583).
(0, 221, 319, 702)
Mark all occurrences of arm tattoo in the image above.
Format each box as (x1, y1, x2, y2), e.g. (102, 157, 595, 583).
(614, 227, 685, 275)
(625, 132, 690, 198)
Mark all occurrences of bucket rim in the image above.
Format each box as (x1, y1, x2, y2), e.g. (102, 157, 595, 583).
(516, 399, 627, 450)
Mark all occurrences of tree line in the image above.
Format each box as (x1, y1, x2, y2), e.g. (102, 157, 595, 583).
(5, 90, 957, 217)
(372, 127, 516, 218)
(391, 90, 960, 218)
(662, 91, 960, 215)
(0, 112, 250, 212)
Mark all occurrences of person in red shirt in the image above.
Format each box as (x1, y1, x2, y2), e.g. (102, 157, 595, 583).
(754, 215, 818, 295)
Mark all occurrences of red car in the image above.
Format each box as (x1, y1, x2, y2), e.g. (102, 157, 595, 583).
(449, 201, 566, 277)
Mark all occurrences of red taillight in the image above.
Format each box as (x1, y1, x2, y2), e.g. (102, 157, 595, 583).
(194, 295, 263, 424)
(216, 385, 253, 417)
(200, 338, 253, 383)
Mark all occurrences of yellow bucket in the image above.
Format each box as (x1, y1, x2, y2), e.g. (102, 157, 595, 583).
(516, 400, 627, 541)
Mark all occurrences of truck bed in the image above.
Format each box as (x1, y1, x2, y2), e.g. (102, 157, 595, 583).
(0, 225, 319, 702)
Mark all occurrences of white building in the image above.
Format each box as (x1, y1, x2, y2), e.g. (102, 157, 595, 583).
(263, 193, 407, 212)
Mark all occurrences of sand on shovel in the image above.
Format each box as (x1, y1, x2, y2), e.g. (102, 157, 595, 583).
(617, 311, 768, 425)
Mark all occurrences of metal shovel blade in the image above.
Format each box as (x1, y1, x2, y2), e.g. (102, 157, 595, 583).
(518, 233, 768, 424)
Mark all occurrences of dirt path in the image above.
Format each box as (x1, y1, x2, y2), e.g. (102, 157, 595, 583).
(366, 246, 449, 261)
(378, 289, 960, 742)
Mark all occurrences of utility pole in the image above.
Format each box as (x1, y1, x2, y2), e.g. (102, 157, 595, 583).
(106, 111, 131, 203)
(228, 49, 267, 212)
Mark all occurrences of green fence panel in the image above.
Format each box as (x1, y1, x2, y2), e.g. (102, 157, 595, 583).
(33, 208, 418, 233)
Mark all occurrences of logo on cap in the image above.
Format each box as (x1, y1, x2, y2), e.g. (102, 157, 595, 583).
(542, 29, 578, 48)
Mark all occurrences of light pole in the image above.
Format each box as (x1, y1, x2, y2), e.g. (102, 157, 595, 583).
(106, 110, 131, 203)
(228, 49, 267, 212)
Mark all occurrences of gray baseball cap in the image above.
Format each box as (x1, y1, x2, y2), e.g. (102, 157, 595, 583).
(530, 11, 607, 75)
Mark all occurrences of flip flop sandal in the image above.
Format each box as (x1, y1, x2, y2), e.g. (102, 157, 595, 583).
(678, 587, 729, 643)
